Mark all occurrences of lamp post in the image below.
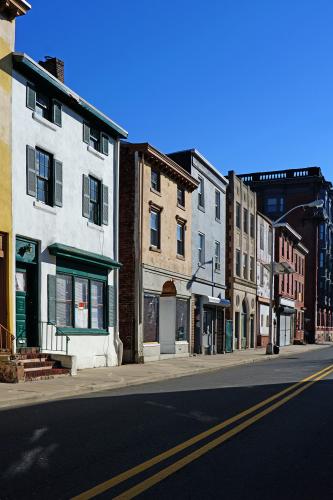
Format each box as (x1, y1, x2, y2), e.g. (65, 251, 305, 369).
(266, 200, 324, 355)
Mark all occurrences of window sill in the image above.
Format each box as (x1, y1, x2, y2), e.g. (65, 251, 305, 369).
(150, 246, 161, 253)
(33, 200, 57, 215)
(150, 187, 161, 197)
(87, 221, 104, 232)
(176, 254, 185, 261)
(175, 340, 188, 344)
(177, 203, 186, 211)
(198, 205, 205, 213)
(87, 145, 105, 160)
(56, 328, 109, 335)
(215, 218, 221, 223)
(32, 112, 58, 131)
(215, 269, 221, 274)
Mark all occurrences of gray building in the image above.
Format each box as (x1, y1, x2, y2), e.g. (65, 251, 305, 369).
(168, 149, 229, 354)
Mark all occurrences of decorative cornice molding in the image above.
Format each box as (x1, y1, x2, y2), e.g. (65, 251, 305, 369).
(0, 0, 31, 20)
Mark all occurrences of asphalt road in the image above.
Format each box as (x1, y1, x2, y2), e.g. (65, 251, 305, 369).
(1, 347, 333, 500)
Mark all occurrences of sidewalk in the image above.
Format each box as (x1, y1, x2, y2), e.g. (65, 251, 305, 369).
(0, 343, 331, 410)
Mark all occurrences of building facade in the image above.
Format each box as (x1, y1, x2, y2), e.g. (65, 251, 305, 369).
(226, 172, 257, 350)
(239, 167, 332, 342)
(168, 150, 229, 354)
(119, 143, 198, 363)
(11, 53, 127, 368)
(256, 212, 273, 348)
(294, 242, 308, 342)
(0, 0, 31, 351)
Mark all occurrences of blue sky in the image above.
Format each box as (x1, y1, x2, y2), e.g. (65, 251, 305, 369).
(16, 0, 333, 180)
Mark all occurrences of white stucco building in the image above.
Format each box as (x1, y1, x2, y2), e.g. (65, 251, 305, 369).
(256, 212, 273, 347)
(11, 53, 127, 369)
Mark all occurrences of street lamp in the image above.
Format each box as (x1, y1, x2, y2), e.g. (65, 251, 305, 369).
(266, 199, 324, 355)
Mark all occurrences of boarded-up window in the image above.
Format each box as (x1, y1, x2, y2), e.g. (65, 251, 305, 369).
(143, 294, 159, 342)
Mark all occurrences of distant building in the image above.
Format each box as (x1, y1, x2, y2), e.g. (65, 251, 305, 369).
(119, 143, 198, 363)
(226, 172, 257, 350)
(256, 212, 273, 348)
(239, 167, 332, 342)
(168, 150, 230, 354)
(293, 242, 308, 342)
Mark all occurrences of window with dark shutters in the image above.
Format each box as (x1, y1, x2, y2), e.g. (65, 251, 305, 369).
(102, 184, 109, 225)
(26, 145, 37, 197)
(101, 134, 109, 155)
(83, 122, 90, 144)
(47, 274, 57, 325)
(26, 84, 36, 111)
(82, 174, 90, 218)
(108, 285, 116, 327)
(52, 100, 62, 127)
(54, 160, 63, 207)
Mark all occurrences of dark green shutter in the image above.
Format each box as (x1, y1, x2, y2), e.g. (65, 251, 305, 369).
(108, 285, 116, 327)
(26, 84, 36, 110)
(101, 134, 109, 155)
(82, 174, 90, 218)
(48, 275, 57, 325)
(83, 122, 90, 144)
(52, 100, 62, 127)
(26, 145, 37, 197)
(54, 159, 63, 207)
(102, 184, 109, 225)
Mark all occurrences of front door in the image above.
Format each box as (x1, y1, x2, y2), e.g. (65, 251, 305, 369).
(241, 312, 247, 349)
(203, 308, 215, 354)
(16, 269, 27, 348)
(225, 320, 233, 353)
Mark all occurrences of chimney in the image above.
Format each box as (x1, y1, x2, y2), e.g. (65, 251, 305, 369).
(39, 56, 64, 83)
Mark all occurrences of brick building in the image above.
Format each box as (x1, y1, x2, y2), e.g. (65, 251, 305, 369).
(119, 143, 198, 363)
(239, 167, 332, 343)
(294, 242, 308, 342)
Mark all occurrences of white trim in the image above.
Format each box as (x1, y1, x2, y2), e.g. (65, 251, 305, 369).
(87, 145, 105, 160)
(33, 200, 57, 215)
(32, 112, 57, 131)
(87, 221, 104, 232)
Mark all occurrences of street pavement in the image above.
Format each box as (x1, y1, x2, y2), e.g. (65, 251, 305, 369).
(0, 343, 329, 410)
(1, 346, 333, 499)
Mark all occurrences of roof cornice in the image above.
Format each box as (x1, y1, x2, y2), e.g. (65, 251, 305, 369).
(0, 0, 31, 20)
(122, 142, 199, 192)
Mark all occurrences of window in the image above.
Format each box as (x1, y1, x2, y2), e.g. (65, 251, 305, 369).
(250, 214, 255, 238)
(268, 229, 273, 255)
(36, 148, 52, 205)
(82, 175, 108, 226)
(260, 264, 264, 286)
(215, 190, 221, 220)
(56, 273, 106, 330)
(243, 253, 248, 279)
(89, 177, 101, 225)
(177, 186, 185, 207)
(215, 241, 221, 271)
(243, 208, 248, 233)
(151, 168, 160, 192)
(177, 222, 185, 256)
(236, 249, 241, 277)
(150, 210, 160, 249)
(198, 233, 205, 264)
(83, 123, 109, 155)
(265, 196, 285, 215)
(250, 256, 255, 282)
(319, 224, 325, 241)
(198, 177, 205, 208)
(236, 202, 241, 229)
(144, 294, 159, 342)
(260, 224, 264, 250)
(320, 251, 324, 268)
(176, 299, 188, 341)
(26, 84, 62, 127)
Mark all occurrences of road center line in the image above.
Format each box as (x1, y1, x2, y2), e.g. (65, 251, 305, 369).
(72, 363, 333, 500)
(113, 365, 333, 500)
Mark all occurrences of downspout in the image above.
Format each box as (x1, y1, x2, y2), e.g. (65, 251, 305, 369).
(134, 151, 144, 363)
(114, 139, 123, 365)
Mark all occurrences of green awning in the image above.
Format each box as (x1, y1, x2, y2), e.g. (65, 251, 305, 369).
(48, 243, 121, 270)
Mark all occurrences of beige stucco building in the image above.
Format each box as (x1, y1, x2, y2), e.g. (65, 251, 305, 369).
(119, 143, 198, 362)
(226, 171, 257, 349)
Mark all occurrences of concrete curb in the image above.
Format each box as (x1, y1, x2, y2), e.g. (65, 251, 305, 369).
(0, 344, 330, 411)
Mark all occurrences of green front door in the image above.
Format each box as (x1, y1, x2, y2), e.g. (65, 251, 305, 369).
(16, 270, 27, 348)
(225, 320, 233, 353)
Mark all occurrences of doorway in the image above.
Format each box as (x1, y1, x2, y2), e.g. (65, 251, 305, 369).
(203, 308, 215, 354)
(241, 300, 248, 349)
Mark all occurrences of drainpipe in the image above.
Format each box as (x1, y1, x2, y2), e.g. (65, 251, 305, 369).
(134, 151, 144, 363)
(114, 140, 122, 366)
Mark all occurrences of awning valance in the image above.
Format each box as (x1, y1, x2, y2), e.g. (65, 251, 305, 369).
(48, 243, 121, 270)
(202, 296, 231, 307)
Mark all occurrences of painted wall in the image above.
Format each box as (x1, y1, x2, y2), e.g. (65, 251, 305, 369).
(141, 159, 192, 278)
(256, 214, 272, 301)
(190, 156, 227, 299)
(12, 69, 119, 368)
(0, 13, 15, 333)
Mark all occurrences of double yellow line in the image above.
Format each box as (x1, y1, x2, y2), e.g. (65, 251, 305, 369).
(73, 363, 333, 500)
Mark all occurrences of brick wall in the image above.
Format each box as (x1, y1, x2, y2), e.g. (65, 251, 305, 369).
(119, 147, 137, 363)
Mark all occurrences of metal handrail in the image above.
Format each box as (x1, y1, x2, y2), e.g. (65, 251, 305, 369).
(0, 323, 14, 353)
(39, 321, 70, 355)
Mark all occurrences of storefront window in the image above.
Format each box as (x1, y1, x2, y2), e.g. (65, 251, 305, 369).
(176, 299, 188, 341)
(56, 274, 73, 327)
(91, 281, 104, 329)
(75, 278, 89, 328)
(144, 294, 159, 342)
